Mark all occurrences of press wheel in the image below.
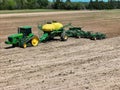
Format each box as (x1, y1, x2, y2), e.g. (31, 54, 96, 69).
(61, 32, 68, 41)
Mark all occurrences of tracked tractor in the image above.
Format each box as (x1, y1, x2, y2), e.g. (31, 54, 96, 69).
(5, 26, 39, 48)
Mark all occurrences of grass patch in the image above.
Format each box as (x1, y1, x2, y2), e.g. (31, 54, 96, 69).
(0, 9, 65, 14)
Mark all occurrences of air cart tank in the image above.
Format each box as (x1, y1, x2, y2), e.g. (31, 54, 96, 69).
(42, 22, 55, 32)
(52, 21, 63, 30)
(42, 21, 63, 32)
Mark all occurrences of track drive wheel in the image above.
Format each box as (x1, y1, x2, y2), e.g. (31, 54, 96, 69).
(23, 43, 27, 48)
(31, 36, 39, 47)
(61, 32, 68, 41)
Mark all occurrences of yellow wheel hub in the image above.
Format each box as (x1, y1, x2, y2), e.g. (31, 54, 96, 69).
(23, 43, 27, 48)
(64, 36, 68, 40)
(31, 36, 39, 47)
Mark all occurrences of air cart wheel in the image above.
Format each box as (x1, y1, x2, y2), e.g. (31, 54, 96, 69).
(23, 43, 27, 48)
(76, 35, 81, 38)
(91, 37, 97, 40)
(31, 36, 39, 47)
(93, 37, 96, 40)
(61, 32, 68, 41)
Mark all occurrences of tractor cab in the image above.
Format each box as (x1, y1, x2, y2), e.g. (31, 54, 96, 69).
(18, 26, 32, 36)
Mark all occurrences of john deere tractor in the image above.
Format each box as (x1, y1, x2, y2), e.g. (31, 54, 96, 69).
(5, 26, 39, 48)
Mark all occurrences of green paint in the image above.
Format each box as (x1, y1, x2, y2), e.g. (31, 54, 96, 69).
(66, 27, 106, 40)
(5, 26, 35, 48)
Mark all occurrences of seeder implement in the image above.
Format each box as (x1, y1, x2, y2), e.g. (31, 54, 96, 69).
(66, 26, 106, 40)
(38, 21, 70, 42)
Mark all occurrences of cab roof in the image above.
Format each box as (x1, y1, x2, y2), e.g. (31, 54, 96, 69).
(19, 26, 32, 29)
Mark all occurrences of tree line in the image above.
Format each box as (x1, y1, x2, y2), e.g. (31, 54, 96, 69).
(0, 0, 120, 10)
(0, 0, 49, 10)
(88, 0, 120, 9)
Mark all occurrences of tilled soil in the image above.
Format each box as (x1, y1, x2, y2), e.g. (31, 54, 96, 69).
(0, 10, 120, 90)
(1, 37, 120, 90)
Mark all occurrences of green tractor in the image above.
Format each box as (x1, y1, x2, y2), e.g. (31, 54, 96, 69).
(5, 26, 39, 48)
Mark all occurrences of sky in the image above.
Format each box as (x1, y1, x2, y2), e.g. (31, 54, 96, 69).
(49, 0, 108, 2)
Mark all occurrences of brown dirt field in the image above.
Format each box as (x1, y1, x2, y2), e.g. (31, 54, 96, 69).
(0, 10, 120, 42)
(0, 10, 120, 90)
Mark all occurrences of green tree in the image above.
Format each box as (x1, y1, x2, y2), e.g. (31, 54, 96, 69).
(56, 0, 61, 3)
(118, 0, 120, 9)
(15, 0, 27, 9)
(73, 2, 86, 10)
(0, 0, 3, 9)
(88, 0, 94, 9)
(52, 0, 64, 9)
(0, 0, 8, 9)
(37, 0, 49, 8)
(7, 0, 16, 10)
(99, 1, 106, 9)
(25, 0, 37, 9)
(64, 1, 73, 10)
(66, 0, 71, 2)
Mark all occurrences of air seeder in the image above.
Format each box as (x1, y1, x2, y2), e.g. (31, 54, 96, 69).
(5, 21, 106, 48)
(38, 21, 69, 42)
(5, 21, 69, 48)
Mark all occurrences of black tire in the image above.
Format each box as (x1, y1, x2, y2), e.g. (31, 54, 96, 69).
(12, 44, 16, 47)
(90, 37, 97, 40)
(61, 32, 68, 41)
(76, 35, 81, 38)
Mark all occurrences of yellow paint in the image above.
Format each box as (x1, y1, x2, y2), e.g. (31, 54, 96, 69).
(31, 36, 39, 46)
(52, 22, 63, 30)
(42, 22, 63, 32)
(42, 23, 55, 32)
(23, 43, 27, 48)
